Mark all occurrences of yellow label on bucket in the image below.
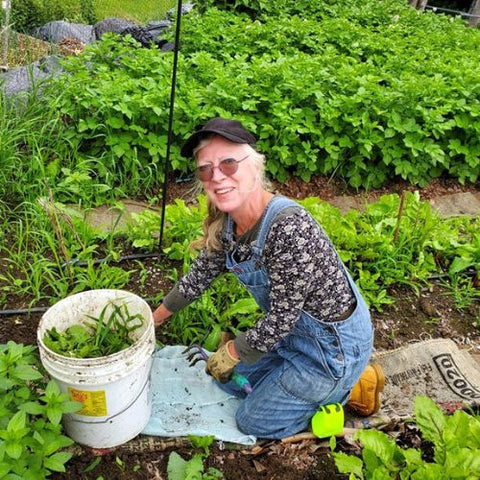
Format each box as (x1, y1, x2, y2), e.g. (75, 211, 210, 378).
(68, 388, 107, 417)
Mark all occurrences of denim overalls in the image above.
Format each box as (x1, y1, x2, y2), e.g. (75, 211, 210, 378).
(218, 195, 373, 439)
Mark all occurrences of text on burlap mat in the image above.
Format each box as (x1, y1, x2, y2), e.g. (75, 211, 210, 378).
(345, 338, 480, 428)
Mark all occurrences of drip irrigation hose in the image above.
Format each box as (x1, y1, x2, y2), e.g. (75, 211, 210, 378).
(1, 295, 161, 317)
(1, 307, 50, 316)
(425, 5, 480, 18)
(61, 251, 164, 268)
(2, 269, 478, 317)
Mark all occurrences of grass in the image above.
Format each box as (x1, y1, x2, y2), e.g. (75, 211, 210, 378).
(95, 0, 177, 24)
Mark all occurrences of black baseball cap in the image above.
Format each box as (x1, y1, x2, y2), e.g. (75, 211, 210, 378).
(180, 117, 257, 158)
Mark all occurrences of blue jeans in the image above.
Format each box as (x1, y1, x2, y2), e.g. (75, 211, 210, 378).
(217, 304, 373, 439)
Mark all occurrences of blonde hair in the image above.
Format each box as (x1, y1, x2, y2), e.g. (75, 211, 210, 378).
(189, 135, 272, 252)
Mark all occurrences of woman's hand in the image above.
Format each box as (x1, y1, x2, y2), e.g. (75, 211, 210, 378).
(152, 304, 172, 327)
(206, 340, 240, 383)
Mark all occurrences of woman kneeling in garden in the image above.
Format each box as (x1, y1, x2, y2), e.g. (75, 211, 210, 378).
(153, 117, 383, 439)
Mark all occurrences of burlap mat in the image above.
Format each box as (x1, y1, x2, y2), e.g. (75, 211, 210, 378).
(345, 338, 480, 428)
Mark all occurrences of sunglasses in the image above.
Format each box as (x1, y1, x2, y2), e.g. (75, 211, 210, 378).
(195, 155, 249, 182)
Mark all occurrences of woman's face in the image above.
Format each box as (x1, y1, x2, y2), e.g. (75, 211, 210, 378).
(196, 135, 260, 214)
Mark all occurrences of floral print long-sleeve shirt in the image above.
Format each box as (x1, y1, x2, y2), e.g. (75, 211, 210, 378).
(162, 205, 356, 353)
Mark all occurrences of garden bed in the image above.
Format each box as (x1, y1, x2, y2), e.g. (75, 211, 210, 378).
(1, 176, 479, 479)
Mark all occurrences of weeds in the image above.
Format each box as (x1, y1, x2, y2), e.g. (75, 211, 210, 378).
(440, 275, 480, 310)
(167, 435, 224, 480)
(43, 301, 144, 358)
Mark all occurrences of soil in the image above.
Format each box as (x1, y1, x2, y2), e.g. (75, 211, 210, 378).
(1, 174, 480, 479)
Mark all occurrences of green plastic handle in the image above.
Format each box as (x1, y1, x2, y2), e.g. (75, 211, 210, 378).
(231, 371, 252, 394)
(311, 403, 344, 438)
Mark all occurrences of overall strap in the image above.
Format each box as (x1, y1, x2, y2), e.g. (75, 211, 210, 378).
(224, 214, 235, 243)
(251, 195, 300, 255)
(223, 195, 301, 250)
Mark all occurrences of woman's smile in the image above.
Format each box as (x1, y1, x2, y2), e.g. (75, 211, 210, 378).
(197, 136, 260, 215)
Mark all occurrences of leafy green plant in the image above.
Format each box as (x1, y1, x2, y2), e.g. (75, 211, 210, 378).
(0, 341, 82, 478)
(43, 302, 144, 358)
(331, 395, 480, 479)
(69, 261, 134, 293)
(53, 34, 171, 197)
(162, 198, 206, 265)
(167, 435, 224, 480)
(188, 435, 216, 457)
(163, 273, 261, 348)
(440, 275, 480, 310)
(447, 231, 480, 277)
(300, 193, 442, 309)
(127, 209, 162, 251)
(83, 456, 102, 473)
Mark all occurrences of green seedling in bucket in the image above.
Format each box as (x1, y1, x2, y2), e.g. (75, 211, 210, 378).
(43, 301, 144, 358)
(311, 403, 344, 438)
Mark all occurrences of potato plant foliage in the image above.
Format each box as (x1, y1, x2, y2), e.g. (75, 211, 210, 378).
(47, 0, 480, 196)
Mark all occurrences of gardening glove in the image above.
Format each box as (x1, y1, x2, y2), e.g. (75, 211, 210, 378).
(206, 340, 240, 383)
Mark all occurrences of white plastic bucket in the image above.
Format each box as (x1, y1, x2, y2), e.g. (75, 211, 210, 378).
(37, 289, 155, 448)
